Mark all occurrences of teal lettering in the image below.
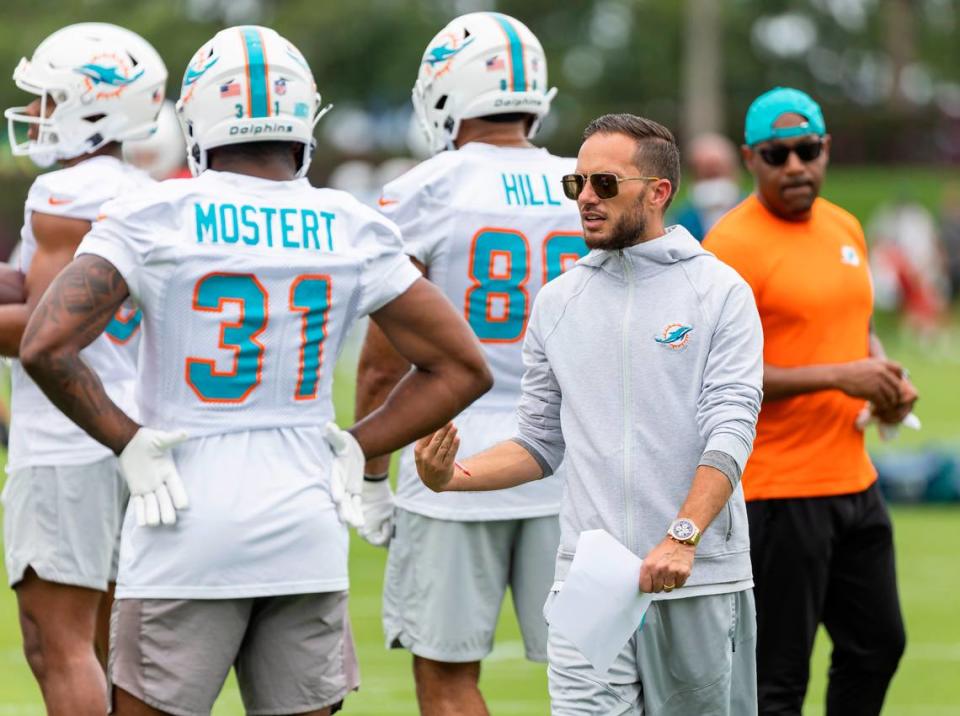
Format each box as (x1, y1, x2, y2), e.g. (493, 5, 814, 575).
(518, 173, 530, 205)
(240, 205, 259, 245)
(524, 174, 544, 206)
(195, 203, 217, 243)
(261, 207, 277, 247)
(280, 208, 297, 248)
(321, 211, 335, 250)
(501, 173, 521, 206)
(302, 210, 320, 250)
(219, 204, 239, 244)
(543, 174, 561, 205)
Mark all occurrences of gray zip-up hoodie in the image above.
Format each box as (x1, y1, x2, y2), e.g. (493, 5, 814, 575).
(514, 225, 763, 592)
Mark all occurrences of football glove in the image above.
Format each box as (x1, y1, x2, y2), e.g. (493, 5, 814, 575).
(118, 427, 190, 527)
(323, 422, 365, 529)
(358, 475, 394, 547)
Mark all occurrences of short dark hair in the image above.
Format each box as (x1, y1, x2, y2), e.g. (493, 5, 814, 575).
(582, 113, 681, 208)
(207, 140, 302, 164)
(477, 112, 531, 124)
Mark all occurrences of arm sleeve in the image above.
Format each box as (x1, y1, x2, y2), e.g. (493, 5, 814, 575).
(355, 211, 422, 316)
(378, 163, 450, 265)
(512, 296, 566, 476)
(697, 279, 764, 488)
(74, 195, 155, 300)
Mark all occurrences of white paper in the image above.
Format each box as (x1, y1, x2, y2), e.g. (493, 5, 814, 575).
(548, 529, 653, 674)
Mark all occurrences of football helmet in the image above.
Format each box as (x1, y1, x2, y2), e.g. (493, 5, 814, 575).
(412, 12, 556, 154)
(176, 26, 330, 178)
(5, 23, 167, 167)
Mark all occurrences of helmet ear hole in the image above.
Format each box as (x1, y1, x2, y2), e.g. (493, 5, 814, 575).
(434, 95, 447, 111)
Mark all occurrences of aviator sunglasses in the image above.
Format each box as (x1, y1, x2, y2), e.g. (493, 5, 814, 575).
(757, 139, 824, 167)
(561, 172, 661, 200)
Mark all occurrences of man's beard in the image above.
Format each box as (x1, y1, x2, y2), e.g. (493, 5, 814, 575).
(584, 206, 647, 251)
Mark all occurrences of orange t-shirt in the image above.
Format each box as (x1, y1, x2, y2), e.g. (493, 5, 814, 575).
(703, 195, 876, 501)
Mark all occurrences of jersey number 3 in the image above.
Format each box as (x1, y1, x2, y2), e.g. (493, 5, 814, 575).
(465, 229, 586, 343)
(185, 272, 331, 403)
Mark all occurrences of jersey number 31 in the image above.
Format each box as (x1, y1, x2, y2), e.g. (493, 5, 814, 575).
(185, 272, 331, 403)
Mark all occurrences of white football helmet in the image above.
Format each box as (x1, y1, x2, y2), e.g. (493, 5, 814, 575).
(412, 12, 556, 155)
(5, 23, 167, 167)
(176, 26, 330, 178)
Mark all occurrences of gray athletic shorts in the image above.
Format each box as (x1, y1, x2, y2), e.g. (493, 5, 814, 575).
(383, 507, 559, 663)
(547, 589, 757, 715)
(109, 591, 359, 716)
(2, 455, 127, 590)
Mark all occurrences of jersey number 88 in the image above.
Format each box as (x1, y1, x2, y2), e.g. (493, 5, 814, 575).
(465, 228, 586, 343)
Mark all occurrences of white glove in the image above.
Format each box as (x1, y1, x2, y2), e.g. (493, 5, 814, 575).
(855, 403, 922, 441)
(358, 476, 395, 547)
(118, 427, 190, 527)
(323, 422, 365, 529)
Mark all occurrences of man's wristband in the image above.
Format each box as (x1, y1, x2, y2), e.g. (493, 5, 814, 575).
(364, 473, 389, 483)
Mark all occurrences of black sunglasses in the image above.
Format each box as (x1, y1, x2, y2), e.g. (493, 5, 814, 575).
(757, 140, 824, 167)
(561, 172, 661, 201)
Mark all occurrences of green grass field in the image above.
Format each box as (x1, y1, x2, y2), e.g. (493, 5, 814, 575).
(0, 505, 957, 715)
(0, 165, 959, 713)
(1, 348, 958, 714)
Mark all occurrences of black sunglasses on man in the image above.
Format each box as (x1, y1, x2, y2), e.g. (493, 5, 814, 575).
(757, 139, 824, 167)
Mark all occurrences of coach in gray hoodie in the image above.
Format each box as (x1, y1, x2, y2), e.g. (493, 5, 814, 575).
(416, 113, 763, 716)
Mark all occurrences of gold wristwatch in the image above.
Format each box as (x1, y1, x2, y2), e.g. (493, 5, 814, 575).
(667, 518, 701, 546)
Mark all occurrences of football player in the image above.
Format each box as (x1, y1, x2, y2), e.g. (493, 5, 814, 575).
(354, 13, 584, 715)
(1, 23, 165, 714)
(20, 25, 491, 715)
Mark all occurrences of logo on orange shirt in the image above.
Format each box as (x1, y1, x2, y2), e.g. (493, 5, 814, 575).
(840, 245, 860, 267)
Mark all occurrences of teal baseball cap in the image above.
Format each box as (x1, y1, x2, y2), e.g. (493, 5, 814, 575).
(744, 87, 826, 146)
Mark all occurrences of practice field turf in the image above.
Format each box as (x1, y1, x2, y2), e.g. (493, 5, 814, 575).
(0, 505, 957, 714)
(0, 356, 958, 713)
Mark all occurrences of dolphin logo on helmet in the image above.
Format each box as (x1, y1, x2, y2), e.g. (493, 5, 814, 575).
(76, 63, 145, 87)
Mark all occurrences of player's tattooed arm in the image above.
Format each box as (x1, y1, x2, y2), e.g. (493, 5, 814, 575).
(20, 254, 139, 454)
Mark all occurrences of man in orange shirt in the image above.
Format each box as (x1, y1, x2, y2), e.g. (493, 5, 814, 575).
(704, 87, 915, 716)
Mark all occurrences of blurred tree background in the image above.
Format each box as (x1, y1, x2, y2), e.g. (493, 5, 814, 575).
(1, 0, 959, 255)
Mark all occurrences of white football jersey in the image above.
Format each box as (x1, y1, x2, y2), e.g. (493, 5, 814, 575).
(379, 142, 585, 520)
(77, 170, 419, 598)
(8, 155, 149, 471)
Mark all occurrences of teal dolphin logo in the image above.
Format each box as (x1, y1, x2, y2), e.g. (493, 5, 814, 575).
(655, 323, 693, 349)
(183, 56, 219, 87)
(425, 37, 474, 66)
(75, 64, 144, 86)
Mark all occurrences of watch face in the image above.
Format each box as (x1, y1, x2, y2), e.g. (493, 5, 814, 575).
(672, 519, 695, 540)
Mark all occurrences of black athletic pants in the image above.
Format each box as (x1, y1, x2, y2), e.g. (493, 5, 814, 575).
(748, 482, 906, 716)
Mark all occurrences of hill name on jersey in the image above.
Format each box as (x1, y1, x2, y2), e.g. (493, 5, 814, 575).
(501, 172, 563, 207)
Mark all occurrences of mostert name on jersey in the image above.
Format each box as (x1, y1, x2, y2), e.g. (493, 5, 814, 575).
(501, 172, 564, 208)
(194, 202, 335, 251)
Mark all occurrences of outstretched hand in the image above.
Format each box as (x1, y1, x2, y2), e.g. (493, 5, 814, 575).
(414, 423, 460, 492)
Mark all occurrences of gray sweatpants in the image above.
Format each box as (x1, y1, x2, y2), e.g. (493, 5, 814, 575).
(547, 589, 757, 715)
